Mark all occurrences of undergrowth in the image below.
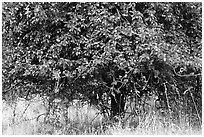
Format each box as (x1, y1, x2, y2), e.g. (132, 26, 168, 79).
(2, 95, 202, 135)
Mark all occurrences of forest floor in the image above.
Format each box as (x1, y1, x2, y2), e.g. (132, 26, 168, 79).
(2, 96, 202, 135)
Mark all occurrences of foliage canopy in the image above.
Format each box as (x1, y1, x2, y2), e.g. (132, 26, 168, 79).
(2, 2, 202, 121)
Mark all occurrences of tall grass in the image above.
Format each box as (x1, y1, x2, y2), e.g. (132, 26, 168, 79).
(2, 96, 104, 135)
(2, 95, 202, 135)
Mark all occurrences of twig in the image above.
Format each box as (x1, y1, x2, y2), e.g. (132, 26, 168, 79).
(189, 89, 202, 127)
(163, 82, 172, 116)
(19, 101, 31, 119)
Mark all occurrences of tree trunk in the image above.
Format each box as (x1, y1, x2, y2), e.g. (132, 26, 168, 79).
(110, 90, 125, 118)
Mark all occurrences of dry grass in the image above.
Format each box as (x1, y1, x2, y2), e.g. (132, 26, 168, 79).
(2, 96, 202, 135)
(2, 96, 104, 135)
(106, 112, 202, 135)
(2, 96, 47, 135)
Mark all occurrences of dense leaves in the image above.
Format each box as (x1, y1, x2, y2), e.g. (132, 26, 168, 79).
(2, 2, 202, 121)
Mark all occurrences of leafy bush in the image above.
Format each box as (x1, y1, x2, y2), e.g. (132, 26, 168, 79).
(2, 2, 202, 132)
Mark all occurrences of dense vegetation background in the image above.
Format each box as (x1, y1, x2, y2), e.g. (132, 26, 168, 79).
(2, 2, 202, 134)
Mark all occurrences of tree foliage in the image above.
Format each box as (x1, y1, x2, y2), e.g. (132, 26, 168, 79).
(2, 2, 202, 122)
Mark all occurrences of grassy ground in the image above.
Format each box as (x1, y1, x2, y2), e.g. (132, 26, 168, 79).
(2, 96, 202, 135)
